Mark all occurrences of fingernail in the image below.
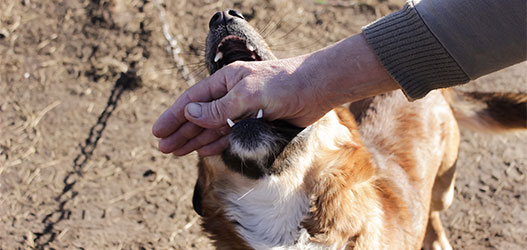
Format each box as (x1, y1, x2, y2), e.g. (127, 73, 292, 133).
(187, 103, 202, 118)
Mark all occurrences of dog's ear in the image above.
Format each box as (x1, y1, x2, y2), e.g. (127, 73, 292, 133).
(192, 180, 203, 216)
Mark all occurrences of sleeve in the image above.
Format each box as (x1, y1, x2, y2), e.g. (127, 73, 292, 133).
(362, 0, 526, 100)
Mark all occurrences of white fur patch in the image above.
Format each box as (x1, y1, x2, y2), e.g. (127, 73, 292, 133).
(222, 172, 311, 248)
(230, 132, 286, 168)
(218, 111, 355, 249)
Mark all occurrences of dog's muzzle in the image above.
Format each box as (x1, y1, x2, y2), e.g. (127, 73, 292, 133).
(221, 118, 304, 179)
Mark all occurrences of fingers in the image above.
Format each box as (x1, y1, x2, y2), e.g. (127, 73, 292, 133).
(184, 80, 258, 128)
(158, 122, 204, 153)
(196, 135, 230, 157)
(153, 62, 257, 157)
(153, 65, 244, 138)
(152, 94, 192, 138)
(173, 126, 230, 156)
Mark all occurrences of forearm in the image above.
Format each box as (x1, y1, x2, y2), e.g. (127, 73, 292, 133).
(414, 0, 526, 78)
(294, 34, 400, 108)
(362, 0, 526, 100)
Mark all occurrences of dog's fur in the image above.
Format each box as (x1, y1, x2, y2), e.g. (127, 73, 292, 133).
(192, 10, 527, 250)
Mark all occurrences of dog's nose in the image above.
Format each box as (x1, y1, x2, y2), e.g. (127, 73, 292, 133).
(209, 9, 245, 28)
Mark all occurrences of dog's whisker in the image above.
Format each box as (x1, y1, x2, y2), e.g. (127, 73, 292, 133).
(237, 186, 256, 201)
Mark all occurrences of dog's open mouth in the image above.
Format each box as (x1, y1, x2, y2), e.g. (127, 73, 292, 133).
(206, 11, 304, 178)
(213, 35, 261, 70)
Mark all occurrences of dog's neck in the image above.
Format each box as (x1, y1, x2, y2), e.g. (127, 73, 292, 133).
(215, 122, 318, 249)
(220, 168, 312, 249)
(215, 110, 382, 249)
(300, 108, 384, 249)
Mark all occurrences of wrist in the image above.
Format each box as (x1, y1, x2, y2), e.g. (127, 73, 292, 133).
(297, 33, 399, 109)
(340, 33, 400, 101)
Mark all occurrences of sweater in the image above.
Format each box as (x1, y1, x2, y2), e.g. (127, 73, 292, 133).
(362, 0, 526, 100)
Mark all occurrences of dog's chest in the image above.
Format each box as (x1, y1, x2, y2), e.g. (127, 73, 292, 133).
(218, 175, 312, 249)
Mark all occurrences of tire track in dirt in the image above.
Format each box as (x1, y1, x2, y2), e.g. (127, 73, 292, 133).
(33, 1, 147, 248)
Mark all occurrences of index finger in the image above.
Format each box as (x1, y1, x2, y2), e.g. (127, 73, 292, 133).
(152, 66, 242, 138)
(152, 93, 193, 138)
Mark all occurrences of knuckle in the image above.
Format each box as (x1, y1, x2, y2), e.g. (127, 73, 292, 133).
(209, 100, 227, 122)
(234, 83, 261, 106)
(229, 61, 254, 74)
(229, 60, 246, 68)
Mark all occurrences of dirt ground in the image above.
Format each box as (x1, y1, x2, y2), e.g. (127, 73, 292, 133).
(0, 0, 525, 249)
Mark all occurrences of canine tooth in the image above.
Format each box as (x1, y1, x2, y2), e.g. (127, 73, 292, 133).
(256, 109, 263, 119)
(247, 44, 255, 51)
(214, 52, 223, 62)
(227, 118, 235, 127)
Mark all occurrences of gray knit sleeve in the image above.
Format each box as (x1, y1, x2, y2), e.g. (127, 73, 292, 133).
(362, 2, 469, 100)
(362, 0, 526, 100)
(414, 0, 526, 79)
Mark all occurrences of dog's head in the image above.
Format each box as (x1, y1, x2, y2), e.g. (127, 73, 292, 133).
(193, 10, 375, 249)
(204, 9, 306, 180)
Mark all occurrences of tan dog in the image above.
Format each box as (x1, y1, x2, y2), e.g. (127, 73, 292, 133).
(192, 9, 527, 250)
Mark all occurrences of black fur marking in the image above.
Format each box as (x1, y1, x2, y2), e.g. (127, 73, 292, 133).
(222, 119, 304, 179)
(192, 181, 203, 216)
(222, 149, 267, 179)
(230, 118, 273, 149)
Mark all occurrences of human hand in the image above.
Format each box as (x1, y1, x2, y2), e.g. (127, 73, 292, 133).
(152, 56, 335, 156)
(152, 34, 399, 156)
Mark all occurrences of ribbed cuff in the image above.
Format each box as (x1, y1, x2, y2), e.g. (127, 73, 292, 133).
(362, 2, 470, 100)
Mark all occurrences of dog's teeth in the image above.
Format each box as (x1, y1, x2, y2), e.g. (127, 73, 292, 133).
(256, 109, 263, 119)
(214, 52, 223, 62)
(227, 118, 235, 127)
(247, 43, 255, 51)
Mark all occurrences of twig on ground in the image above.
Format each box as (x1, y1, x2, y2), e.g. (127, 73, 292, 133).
(154, 0, 195, 86)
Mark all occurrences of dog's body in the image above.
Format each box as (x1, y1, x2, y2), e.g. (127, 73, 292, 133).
(192, 10, 527, 250)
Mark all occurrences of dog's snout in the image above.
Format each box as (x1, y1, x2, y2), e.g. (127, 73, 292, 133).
(209, 12, 222, 28)
(209, 9, 245, 28)
(227, 9, 244, 20)
(230, 118, 270, 149)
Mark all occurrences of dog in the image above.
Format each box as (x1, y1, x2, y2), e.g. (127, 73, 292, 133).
(191, 9, 527, 250)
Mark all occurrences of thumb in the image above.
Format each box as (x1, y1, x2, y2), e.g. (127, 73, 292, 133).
(184, 94, 249, 129)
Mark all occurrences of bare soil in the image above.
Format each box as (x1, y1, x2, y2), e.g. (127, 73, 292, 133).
(1, 0, 525, 249)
